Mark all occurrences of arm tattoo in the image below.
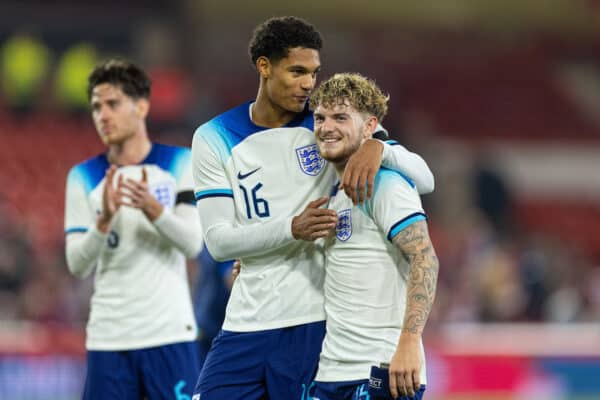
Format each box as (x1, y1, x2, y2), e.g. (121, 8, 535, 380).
(392, 220, 439, 335)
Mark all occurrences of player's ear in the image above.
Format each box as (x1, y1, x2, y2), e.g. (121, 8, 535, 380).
(256, 56, 271, 80)
(136, 98, 150, 119)
(363, 115, 378, 139)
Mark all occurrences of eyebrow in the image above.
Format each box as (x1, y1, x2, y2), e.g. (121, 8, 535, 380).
(287, 65, 321, 73)
(314, 111, 349, 118)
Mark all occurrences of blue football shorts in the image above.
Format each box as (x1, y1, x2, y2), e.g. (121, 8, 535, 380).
(83, 340, 200, 400)
(193, 320, 326, 400)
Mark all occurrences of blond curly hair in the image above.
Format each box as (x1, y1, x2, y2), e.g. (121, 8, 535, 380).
(309, 72, 389, 121)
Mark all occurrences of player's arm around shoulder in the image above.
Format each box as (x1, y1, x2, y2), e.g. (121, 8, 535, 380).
(341, 138, 435, 205)
(380, 139, 435, 195)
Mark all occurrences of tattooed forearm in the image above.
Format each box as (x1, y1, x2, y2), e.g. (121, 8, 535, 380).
(392, 220, 439, 335)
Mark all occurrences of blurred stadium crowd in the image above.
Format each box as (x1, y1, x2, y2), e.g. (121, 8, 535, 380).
(1, 3, 600, 336)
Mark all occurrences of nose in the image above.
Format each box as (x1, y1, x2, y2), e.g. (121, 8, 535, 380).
(320, 117, 335, 132)
(300, 74, 316, 92)
(96, 105, 110, 122)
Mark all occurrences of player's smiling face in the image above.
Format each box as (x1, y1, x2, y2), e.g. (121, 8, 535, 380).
(314, 100, 376, 165)
(90, 83, 147, 146)
(265, 47, 320, 113)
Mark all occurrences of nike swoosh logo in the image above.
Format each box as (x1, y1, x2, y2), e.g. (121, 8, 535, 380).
(237, 167, 261, 180)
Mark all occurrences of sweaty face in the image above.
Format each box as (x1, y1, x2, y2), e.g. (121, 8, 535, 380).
(90, 83, 144, 146)
(314, 100, 373, 165)
(264, 47, 321, 113)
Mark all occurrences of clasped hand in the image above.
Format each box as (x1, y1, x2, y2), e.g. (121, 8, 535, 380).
(97, 166, 163, 232)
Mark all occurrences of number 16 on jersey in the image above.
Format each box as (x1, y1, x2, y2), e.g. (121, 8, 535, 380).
(239, 182, 270, 219)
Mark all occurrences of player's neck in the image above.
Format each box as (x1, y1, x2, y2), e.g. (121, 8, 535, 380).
(252, 93, 296, 128)
(335, 160, 348, 179)
(107, 131, 152, 166)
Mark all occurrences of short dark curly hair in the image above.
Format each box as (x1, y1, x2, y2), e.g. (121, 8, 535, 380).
(248, 16, 323, 65)
(87, 59, 151, 100)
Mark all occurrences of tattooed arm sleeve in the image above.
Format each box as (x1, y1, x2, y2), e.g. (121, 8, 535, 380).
(392, 220, 439, 335)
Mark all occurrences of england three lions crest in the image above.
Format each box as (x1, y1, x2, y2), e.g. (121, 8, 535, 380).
(336, 209, 352, 241)
(295, 144, 324, 176)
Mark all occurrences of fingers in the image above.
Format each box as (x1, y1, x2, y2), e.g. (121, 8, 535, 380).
(115, 173, 124, 196)
(390, 370, 408, 399)
(232, 260, 241, 280)
(311, 227, 336, 240)
(356, 169, 367, 205)
(340, 139, 382, 204)
(106, 164, 117, 178)
(307, 196, 329, 209)
(310, 222, 337, 232)
(104, 165, 117, 190)
(307, 208, 338, 219)
(110, 173, 124, 207)
(141, 167, 148, 183)
(342, 167, 358, 204)
(304, 197, 337, 222)
(366, 168, 376, 201)
(342, 164, 375, 205)
(291, 202, 338, 241)
(294, 218, 337, 241)
(404, 370, 415, 398)
(412, 370, 421, 395)
(396, 371, 407, 398)
(102, 165, 121, 216)
(118, 180, 147, 207)
(389, 369, 398, 399)
(119, 178, 148, 195)
(389, 369, 418, 399)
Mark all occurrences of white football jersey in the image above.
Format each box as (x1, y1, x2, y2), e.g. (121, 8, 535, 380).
(316, 168, 428, 383)
(193, 103, 334, 331)
(64, 143, 198, 350)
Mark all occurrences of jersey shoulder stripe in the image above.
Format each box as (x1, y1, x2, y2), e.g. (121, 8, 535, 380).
(67, 144, 189, 194)
(68, 153, 110, 194)
(143, 143, 190, 180)
(195, 101, 314, 162)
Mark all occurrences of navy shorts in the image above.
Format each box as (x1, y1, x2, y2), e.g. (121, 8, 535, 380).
(83, 340, 200, 400)
(193, 320, 326, 400)
(309, 380, 426, 400)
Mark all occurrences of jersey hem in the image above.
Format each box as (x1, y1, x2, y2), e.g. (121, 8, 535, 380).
(222, 313, 325, 332)
(86, 332, 198, 351)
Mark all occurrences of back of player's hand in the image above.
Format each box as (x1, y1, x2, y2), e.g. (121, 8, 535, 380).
(389, 333, 422, 399)
(118, 167, 163, 221)
(340, 139, 383, 205)
(292, 197, 338, 241)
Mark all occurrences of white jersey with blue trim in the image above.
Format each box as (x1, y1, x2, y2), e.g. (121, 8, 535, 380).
(193, 102, 335, 331)
(64, 143, 198, 350)
(316, 167, 428, 383)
